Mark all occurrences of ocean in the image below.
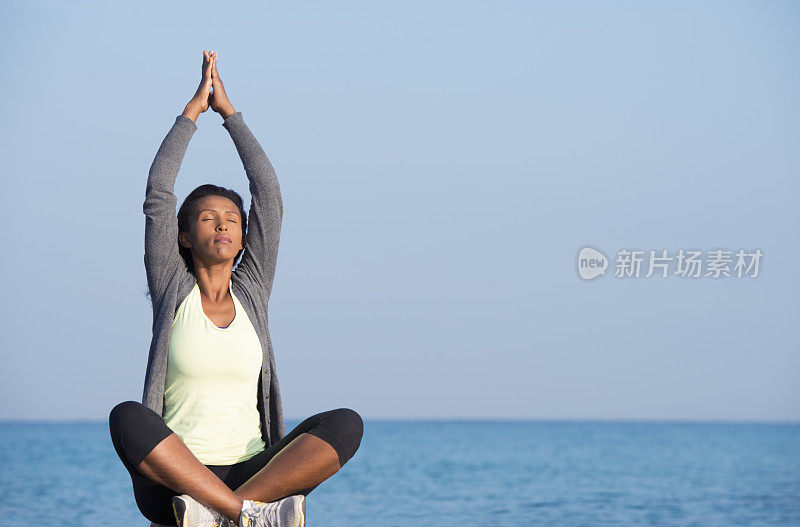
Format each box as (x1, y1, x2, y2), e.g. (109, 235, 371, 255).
(0, 420, 798, 526)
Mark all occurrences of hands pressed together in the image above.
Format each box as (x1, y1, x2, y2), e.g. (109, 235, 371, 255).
(183, 50, 236, 122)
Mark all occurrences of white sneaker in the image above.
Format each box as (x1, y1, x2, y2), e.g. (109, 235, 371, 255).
(171, 494, 235, 527)
(239, 495, 306, 527)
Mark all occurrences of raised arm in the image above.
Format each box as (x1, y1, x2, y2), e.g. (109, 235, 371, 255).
(143, 51, 214, 307)
(222, 112, 284, 299)
(143, 115, 197, 307)
(210, 53, 283, 299)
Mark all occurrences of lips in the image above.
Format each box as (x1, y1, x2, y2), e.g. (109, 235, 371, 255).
(215, 235, 232, 243)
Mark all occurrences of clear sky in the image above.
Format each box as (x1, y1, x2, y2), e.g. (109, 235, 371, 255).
(1, 1, 798, 421)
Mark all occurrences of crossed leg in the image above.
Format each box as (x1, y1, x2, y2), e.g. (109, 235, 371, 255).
(109, 403, 363, 525)
(137, 431, 340, 521)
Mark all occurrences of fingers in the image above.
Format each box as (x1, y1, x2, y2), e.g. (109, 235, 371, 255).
(201, 50, 215, 74)
(201, 49, 220, 84)
(205, 50, 214, 77)
(211, 58, 218, 79)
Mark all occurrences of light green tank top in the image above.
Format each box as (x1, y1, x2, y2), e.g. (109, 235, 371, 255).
(164, 278, 266, 465)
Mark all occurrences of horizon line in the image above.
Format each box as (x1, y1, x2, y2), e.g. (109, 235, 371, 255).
(1, 417, 799, 425)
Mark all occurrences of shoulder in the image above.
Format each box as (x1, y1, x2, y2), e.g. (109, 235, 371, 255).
(232, 271, 264, 305)
(232, 267, 269, 301)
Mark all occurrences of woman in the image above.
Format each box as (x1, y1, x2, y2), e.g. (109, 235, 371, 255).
(108, 50, 363, 527)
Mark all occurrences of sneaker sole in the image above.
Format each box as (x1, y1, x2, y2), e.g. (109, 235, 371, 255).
(297, 495, 306, 527)
(172, 496, 187, 527)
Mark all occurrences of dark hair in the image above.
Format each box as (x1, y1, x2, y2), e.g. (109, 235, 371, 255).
(177, 184, 248, 274)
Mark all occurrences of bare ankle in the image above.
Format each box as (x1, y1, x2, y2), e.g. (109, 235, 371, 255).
(222, 497, 245, 523)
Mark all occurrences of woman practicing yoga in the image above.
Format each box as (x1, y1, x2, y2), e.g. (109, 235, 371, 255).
(108, 50, 363, 527)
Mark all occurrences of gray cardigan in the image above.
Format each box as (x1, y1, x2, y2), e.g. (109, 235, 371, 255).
(141, 112, 286, 463)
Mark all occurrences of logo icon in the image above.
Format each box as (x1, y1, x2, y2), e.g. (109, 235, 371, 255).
(578, 247, 608, 280)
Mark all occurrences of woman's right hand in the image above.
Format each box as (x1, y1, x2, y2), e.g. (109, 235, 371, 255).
(182, 50, 214, 122)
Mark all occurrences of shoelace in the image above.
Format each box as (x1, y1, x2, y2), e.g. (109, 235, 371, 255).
(206, 504, 235, 527)
(239, 500, 281, 527)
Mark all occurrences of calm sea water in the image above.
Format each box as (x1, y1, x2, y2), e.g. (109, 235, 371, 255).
(0, 420, 798, 526)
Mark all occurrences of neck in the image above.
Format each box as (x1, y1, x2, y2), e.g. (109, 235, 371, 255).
(193, 260, 233, 302)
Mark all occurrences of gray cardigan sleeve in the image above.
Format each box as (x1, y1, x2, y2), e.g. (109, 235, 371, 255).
(221, 112, 284, 300)
(143, 115, 197, 308)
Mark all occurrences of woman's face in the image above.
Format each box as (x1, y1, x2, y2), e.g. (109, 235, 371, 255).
(179, 195, 244, 265)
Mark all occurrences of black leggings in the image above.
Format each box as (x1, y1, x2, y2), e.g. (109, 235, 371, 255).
(108, 401, 363, 526)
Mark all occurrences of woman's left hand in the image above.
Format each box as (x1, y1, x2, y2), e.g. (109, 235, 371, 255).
(210, 52, 237, 119)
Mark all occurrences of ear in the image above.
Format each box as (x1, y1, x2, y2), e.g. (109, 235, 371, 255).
(178, 231, 192, 249)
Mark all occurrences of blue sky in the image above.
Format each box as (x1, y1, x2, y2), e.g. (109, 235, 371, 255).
(1, 1, 798, 421)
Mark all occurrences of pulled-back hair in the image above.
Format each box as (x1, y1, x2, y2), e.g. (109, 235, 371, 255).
(177, 184, 248, 274)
